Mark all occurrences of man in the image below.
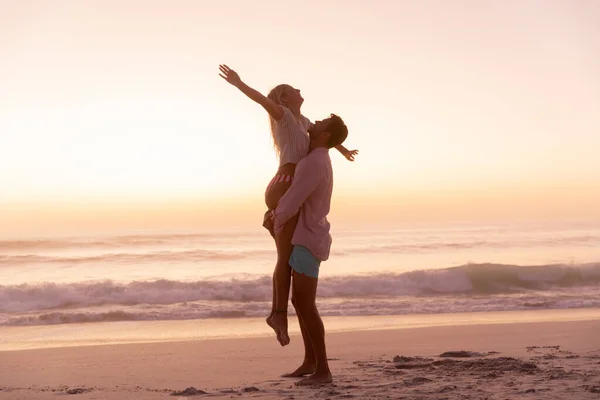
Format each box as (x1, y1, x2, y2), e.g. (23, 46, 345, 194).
(266, 113, 349, 386)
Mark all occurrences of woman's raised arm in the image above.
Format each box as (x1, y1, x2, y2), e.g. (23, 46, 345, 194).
(219, 64, 283, 120)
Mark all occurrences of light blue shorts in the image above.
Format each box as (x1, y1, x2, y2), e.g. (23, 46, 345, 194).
(289, 245, 321, 278)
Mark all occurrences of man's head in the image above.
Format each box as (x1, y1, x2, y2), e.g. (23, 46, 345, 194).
(308, 114, 348, 149)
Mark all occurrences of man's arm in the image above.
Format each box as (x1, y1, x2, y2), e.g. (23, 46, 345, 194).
(273, 157, 321, 231)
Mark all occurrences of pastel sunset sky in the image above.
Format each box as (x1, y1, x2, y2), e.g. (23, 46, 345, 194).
(1, 0, 599, 237)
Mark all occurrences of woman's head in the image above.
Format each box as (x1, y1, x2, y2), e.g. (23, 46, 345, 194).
(267, 84, 304, 111)
(267, 84, 305, 156)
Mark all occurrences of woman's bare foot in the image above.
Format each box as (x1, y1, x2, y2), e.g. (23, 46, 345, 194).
(270, 311, 290, 346)
(281, 363, 316, 378)
(266, 313, 281, 342)
(295, 372, 333, 386)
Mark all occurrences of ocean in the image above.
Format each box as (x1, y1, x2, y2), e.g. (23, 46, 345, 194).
(1, 222, 599, 332)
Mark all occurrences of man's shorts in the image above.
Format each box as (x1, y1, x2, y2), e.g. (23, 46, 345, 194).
(289, 245, 321, 278)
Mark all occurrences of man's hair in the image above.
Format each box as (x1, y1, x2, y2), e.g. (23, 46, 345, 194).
(325, 114, 348, 148)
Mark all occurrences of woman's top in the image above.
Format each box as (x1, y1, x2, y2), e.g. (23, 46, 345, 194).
(272, 106, 313, 166)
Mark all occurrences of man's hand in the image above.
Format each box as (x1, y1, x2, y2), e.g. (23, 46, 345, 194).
(219, 64, 242, 87)
(343, 149, 359, 161)
(262, 210, 275, 238)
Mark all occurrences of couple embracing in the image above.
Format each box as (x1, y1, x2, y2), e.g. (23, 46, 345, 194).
(220, 64, 358, 385)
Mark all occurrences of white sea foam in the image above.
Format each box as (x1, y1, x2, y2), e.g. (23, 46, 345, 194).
(1, 263, 599, 325)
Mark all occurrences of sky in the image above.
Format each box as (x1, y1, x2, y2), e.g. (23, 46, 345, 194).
(1, 0, 599, 236)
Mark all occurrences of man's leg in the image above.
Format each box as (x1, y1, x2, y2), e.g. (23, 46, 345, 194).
(281, 289, 317, 377)
(291, 270, 332, 386)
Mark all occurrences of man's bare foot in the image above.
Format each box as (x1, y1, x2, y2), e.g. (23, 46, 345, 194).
(281, 363, 316, 378)
(295, 372, 333, 386)
(270, 311, 290, 346)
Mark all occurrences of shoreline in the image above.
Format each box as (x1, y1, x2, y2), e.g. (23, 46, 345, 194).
(2, 307, 600, 352)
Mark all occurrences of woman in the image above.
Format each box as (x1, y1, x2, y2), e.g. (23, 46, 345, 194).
(219, 64, 358, 346)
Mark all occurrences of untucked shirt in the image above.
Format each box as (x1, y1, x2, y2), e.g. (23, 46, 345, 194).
(273, 147, 333, 261)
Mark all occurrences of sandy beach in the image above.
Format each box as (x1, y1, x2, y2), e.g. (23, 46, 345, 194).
(1, 318, 599, 399)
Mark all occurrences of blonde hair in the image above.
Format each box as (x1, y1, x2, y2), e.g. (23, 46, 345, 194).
(267, 84, 291, 156)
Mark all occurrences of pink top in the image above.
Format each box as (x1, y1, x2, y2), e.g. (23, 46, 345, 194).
(272, 107, 313, 166)
(273, 147, 333, 261)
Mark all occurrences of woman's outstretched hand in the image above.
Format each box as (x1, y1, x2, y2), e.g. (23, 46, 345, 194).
(219, 64, 242, 87)
(344, 149, 359, 161)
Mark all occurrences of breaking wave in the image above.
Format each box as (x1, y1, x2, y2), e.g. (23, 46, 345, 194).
(1, 262, 598, 316)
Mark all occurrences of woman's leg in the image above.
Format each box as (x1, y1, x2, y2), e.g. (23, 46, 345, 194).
(269, 212, 299, 346)
(264, 179, 296, 346)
